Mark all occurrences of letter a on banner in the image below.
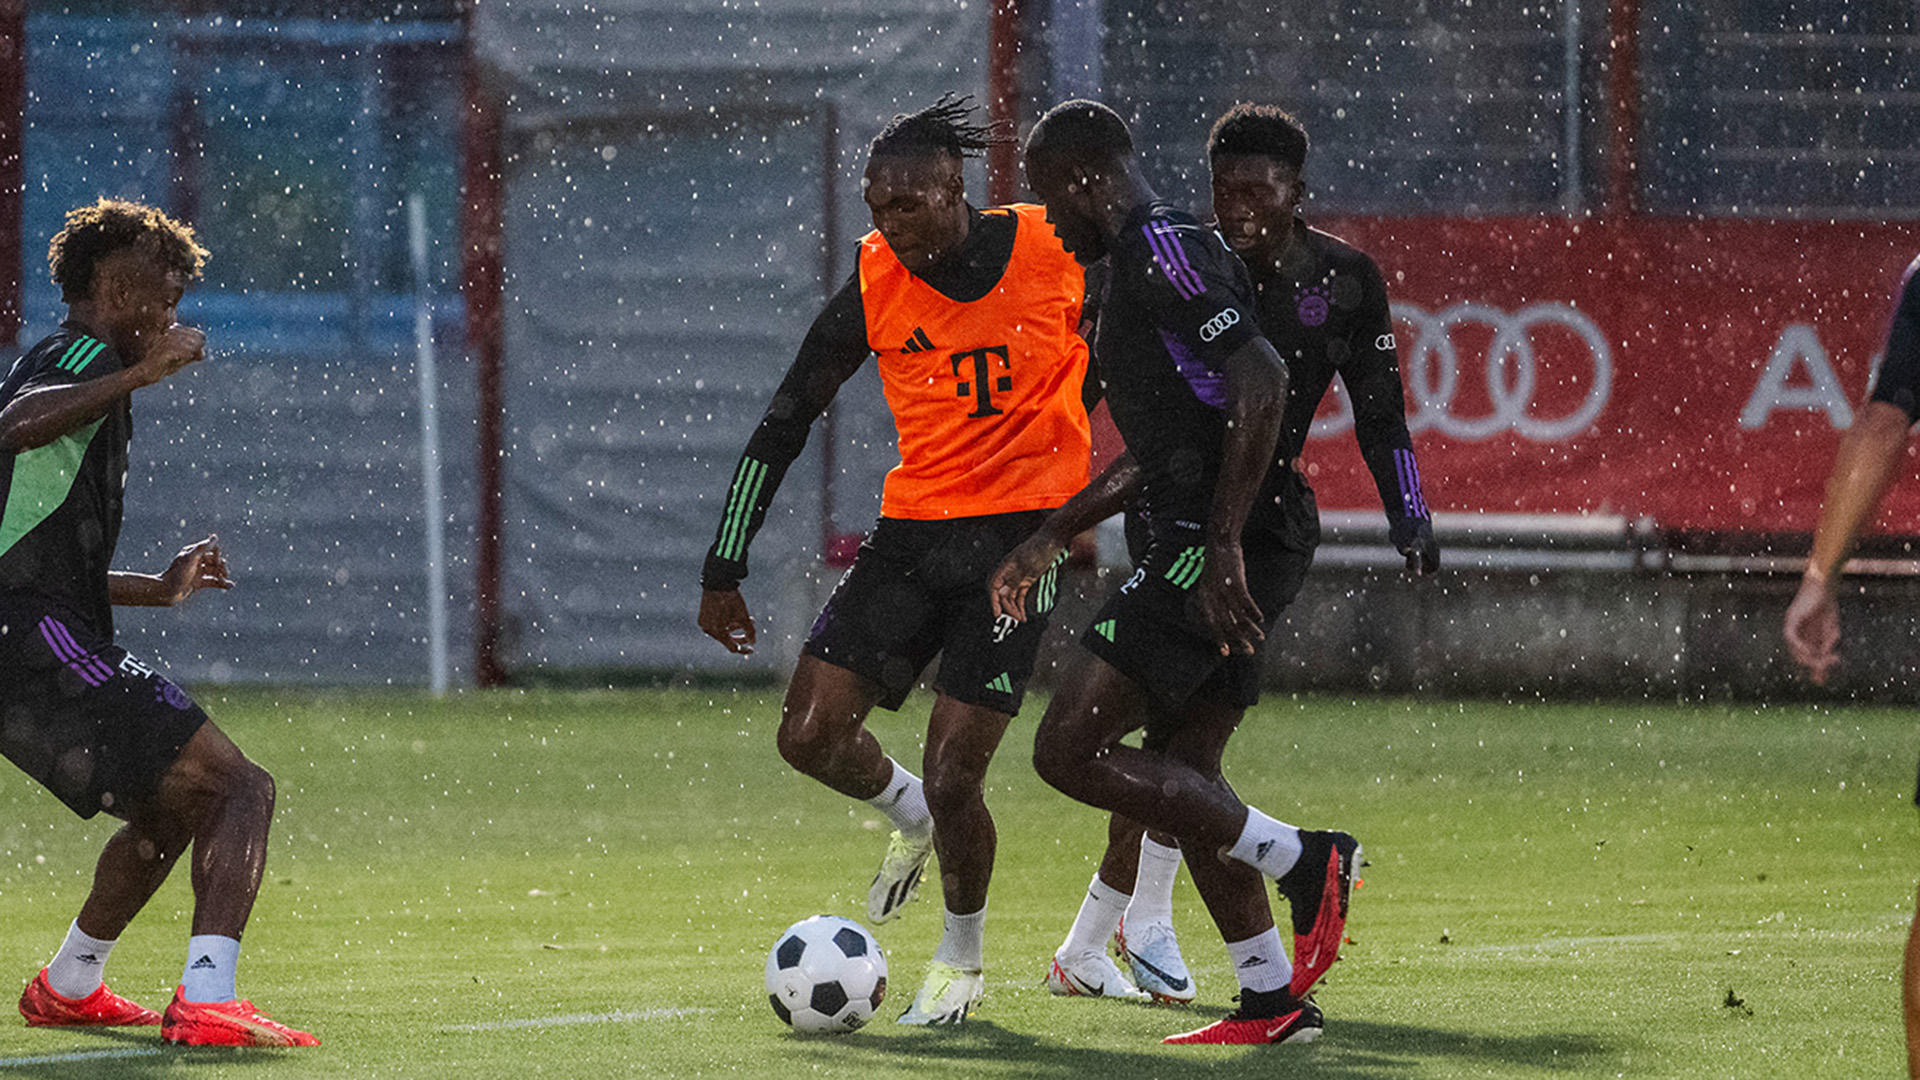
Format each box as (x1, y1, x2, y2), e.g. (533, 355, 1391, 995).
(1738, 324, 1854, 430)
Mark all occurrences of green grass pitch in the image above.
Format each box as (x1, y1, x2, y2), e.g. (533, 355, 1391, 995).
(0, 687, 1911, 1077)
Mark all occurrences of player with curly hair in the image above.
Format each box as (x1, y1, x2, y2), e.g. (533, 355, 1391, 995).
(2, 198, 316, 1047)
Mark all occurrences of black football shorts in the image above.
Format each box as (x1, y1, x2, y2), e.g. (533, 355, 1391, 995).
(0, 599, 208, 819)
(804, 510, 1060, 715)
(1083, 476, 1319, 714)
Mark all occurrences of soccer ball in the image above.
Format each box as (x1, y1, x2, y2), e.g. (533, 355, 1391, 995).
(764, 915, 888, 1034)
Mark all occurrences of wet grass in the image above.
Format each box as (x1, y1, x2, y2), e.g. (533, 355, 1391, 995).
(0, 688, 1911, 1077)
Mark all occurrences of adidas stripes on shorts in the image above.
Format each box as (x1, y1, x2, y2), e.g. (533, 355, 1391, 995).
(803, 510, 1059, 716)
(0, 598, 208, 820)
(1082, 478, 1319, 715)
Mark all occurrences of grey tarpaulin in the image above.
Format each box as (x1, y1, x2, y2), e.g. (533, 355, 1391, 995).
(473, 1, 988, 675)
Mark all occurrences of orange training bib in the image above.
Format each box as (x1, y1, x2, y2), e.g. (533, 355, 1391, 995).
(859, 204, 1091, 520)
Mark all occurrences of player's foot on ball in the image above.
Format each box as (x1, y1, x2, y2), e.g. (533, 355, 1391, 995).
(867, 828, 934, 924)
(160, 988, 319, 1047)
(896, 960, 983, 1025)
(1114, 918, 1195, 1004)
(1162, 987, 1322, 1045)
(1045, 951, 1148, 1000)
(1275, 829, 1360, 997)
(18, 969, 160, 1027)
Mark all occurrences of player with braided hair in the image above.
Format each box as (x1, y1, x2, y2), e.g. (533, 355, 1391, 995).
(696, 96, 1097, 1023)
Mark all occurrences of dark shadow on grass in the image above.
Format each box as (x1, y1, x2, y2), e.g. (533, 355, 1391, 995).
(0, 1027, 295, 1079)
(779, 1016, 1618, 1079)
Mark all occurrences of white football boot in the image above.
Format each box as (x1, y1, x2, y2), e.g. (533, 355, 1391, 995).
(1045, 950, 1149, 1001)
(896, 960, 984, 1025)
(867, 828, 934, 924)
(1114, 918, 1196, 1004)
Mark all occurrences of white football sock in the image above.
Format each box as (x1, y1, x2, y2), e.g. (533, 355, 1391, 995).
(932, 905, 986, 971)
(1058, 874, 1129, 958)
(1227, 807, 1303, 879)
(180, 935, 241, 1003)
(867, 758, 932, 840)
(45, 921, 116, 999)
(1123, 835, 1182, 926)
(1224, 928, 1293, 993)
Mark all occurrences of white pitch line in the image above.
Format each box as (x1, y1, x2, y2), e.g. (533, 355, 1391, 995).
(439, 1007, 709, 1033)
(0, 1047, 162, 1068)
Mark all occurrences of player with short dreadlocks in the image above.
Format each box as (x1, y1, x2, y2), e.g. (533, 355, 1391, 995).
(2, 198, 316, 1046)
(697, 95, 1098, 1023)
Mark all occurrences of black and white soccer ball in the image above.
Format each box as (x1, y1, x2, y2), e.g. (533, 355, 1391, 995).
(764, 915, 888, 1034)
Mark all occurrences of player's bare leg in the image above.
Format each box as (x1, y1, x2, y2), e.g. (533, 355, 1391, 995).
(116, 723, 315, 1046)
(898, 695, 1008, 1025)
(1116, 707, 1245, 1004)
(777, 655, 933, 923)
(73, 820, 189, 944)
(776, 654, 892, 799)
(19, 816, 186, 1029)
(922, 695, 1009, 915)
(1905, 882, 1920, 1079)
(1031, 655, 1249, 849)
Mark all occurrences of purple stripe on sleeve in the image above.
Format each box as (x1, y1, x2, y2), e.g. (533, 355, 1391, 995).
(1150, 221, 1207, 297)
(1142, 221, 1205, 300)
(1159, 330, 1228, 409)
(1395, 449, 1431, 519)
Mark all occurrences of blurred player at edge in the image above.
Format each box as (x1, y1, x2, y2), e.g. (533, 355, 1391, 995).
(1, 199, 316, 1047)
(1783, 252, 1920, 1079)
(1043, 102, 1439, 1009)
(696, 96, 1093, 1024)
(993, 99, 1356, 1046)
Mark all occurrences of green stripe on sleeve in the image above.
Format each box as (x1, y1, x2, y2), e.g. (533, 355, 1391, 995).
(55, 337, 95, 373)
(716, 458, 768, 562)
(65, 338, 107, 375)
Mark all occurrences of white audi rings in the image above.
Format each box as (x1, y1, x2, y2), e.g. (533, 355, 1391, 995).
(1312, 301, 1614, 442)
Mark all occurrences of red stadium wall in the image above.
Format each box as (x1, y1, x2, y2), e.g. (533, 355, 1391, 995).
(1290, 217, 1920, 535)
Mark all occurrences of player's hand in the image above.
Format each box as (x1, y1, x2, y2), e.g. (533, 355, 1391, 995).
(160, 534, 232, 605)
(700, 587, 757, 655)
(132, 325, 207, 386)
(1192, 541, 1265, 656)
(1400, 519, 1440, 577)
(989, 531, 1067, 623)
(1783, 571, 1841, 684)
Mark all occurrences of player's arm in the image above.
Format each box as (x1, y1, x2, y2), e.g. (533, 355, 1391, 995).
(1137, 221, 1286, 654)
(990, 450, 1142, 623)
(1784, 402, 1912, 683)
(1342, 260, 1438, 574)
(698, 273, 869, 654)
(1077, 259, 1108, 414)
(1195, 334, 1288, 655)
(109, 535, 233, 607)
(0, 325, 205, 452)
(1785, 265, 1920, 684)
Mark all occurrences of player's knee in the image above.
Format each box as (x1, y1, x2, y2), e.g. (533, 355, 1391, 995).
(921, 766, 985, 820)
(213, 756, 275, 821)
(775, 716, 835, 776)
(1030, 727, 1081, 795)
(242, 759, 276, 814)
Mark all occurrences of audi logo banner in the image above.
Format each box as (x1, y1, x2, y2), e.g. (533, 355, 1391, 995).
(1299, 216, 1920, 533)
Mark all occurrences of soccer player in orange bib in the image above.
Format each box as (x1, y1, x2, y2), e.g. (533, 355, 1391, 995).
(698, 96, 1094, 1024)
